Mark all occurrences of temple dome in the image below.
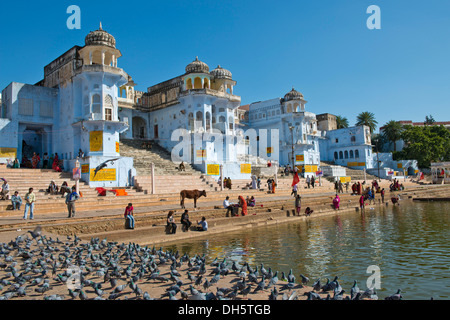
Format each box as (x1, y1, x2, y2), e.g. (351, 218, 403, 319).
(284, 87, 304, 101)
(185, 57, 210, 74)
(211, 65, 232, 79)
(85, 23, 116, 48)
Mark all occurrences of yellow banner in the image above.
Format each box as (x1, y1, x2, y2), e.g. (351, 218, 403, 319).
(116, 142, 120, 153)
(304, 165, 318, 173)
(267, 147, 273, 154)
(81, 164, 90, 174)
(296, 155, 304, 162)
(340, 176, 352, 183)
(397, 163, 403, 169)
(347, 162, 358, 167)
(358, 162, 366, 167)
(90, 131, 103, 152)
(90, 168, 116, 182)
(207, 164, 220, 176)
(241, 164, 252, 174)
(0, 148, 17, 158)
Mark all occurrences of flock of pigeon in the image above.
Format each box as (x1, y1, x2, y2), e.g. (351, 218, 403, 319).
(0, 227, 404, 300)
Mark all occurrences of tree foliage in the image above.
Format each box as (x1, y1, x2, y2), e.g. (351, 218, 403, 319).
(356, 111, 378, 134)
(336, 115, 349, 129)
(397, 125, 450, 168)
(381, 120, 404, 152)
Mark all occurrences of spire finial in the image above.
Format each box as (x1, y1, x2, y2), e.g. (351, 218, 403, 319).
(195, 56, 199, 61)
(99, 22, 103, 30)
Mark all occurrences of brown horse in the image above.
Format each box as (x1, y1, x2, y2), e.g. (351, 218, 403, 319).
(180, 190, 207, 209)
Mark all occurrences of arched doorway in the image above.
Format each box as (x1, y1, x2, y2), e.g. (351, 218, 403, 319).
(132, 117, 147, 139)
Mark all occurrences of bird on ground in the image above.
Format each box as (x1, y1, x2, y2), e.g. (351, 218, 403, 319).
(287, 269, 295, 283)
(350, 280, 360, 300)
(300, 274, 310, 286)
(385, 289, 403, 300)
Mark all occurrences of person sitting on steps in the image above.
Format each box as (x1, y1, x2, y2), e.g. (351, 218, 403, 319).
(181, 210, 192, 232)
(167, 211, 177, 234)
(124, 203, 135, 230)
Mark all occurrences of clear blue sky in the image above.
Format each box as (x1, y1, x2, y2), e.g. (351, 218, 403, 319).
(1, 0, 449, 131)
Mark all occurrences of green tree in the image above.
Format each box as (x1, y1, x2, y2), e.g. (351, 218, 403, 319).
(400, 125, 450, 168)
(356, 111, 378, 134)
(381, 120, 404, 152)
(336, 115, 349, 129)
(425, 115, 436, 125)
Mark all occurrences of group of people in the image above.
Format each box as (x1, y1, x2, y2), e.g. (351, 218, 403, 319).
(46, 181, 72, 197)
(223, 195, 255, 217)
(166, 210, 208, 234)
(390, 179, 404, 192)
(305, 176, 316, 189)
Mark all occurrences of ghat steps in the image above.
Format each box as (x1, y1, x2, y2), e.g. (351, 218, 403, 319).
(119, 139, 202, 176)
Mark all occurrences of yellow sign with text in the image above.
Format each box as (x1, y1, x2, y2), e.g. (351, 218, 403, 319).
(241, 164, 252, 174)
(296, 155, 304, 162)
(90, 169, 116, 182)
(397, 163, 403, 169)
(207, 164, 220, 176)
(267, 147, 273, 154)
(304, 165, 318, 173)
(90, 131, 103, 152)
(81, 165, 90, 174)
(116, 142, 120, 153)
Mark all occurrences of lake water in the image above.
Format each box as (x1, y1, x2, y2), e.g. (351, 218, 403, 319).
(165, 200, 450, 300)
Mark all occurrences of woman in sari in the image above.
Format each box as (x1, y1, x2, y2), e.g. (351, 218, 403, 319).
(32, 153, 39, 169)
(52, 153, 62, 172)
(333, 194, 340, 210)
(238, 196, 248, 216)
(272, 180, 276, 194)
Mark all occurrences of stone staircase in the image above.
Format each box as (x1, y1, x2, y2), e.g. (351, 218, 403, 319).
(320, 161, 380, 182)
(119, 139, 203, 176)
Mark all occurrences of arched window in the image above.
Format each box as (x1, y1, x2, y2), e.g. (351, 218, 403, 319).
(344, 151, 349, 159)
(92, 94, 101, 114)
(194, 77, 202, 89)
(293, 103, 300, 112)
(203, 78, 210, 89)
(196, 111, 204, 128)
(334, 152, 338, 160)
(355, 150, 360, 158)
(351, 136, 356, 143)
(186, 78, 193, 90)
(219, 116, 226, 123)
(350, 150, 354, 158)
(104, 95, 113, 121)
(339, 151, 343, 159)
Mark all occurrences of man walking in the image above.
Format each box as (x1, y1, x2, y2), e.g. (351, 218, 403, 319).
(23, 188, 36, 220)
(65, 186, 80, 218)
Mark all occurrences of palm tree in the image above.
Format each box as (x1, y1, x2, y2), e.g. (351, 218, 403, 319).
(356, 112, 378, 134)
(336, 116, 349, 129)
(381, 120, 403, 152)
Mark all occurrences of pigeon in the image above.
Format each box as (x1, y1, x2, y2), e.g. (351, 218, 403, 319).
(304, 291, 321, 300)
(287, 269, 295, 283)
(283, 290, 298, 300)
(350, 280, 360, 300)
(313, 278, 321, 292)
(385, 289, 403, 300)
(300, 274, 310, 286)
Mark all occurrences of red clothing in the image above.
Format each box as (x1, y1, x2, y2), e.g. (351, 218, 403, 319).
(124, 206, 134, 217)
(239, 196, 248, 216)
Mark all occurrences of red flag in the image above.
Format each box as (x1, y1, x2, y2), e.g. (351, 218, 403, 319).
(292, 172, 300, 187)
